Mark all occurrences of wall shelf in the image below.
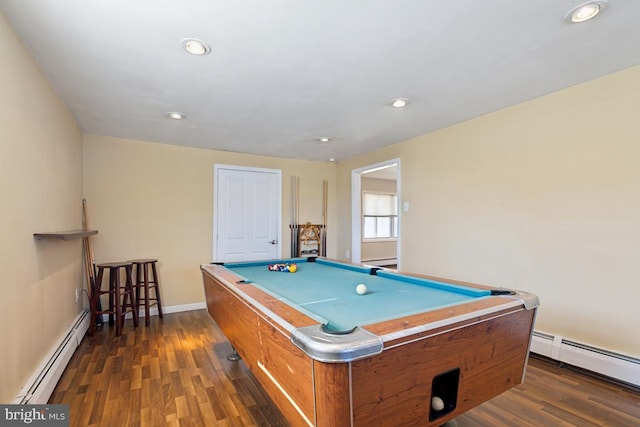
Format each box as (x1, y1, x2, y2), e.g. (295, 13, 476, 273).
(34, 230, 98, 240)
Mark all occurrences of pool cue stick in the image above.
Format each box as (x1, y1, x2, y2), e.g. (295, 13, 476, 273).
(295, 176, 300, 224)
(290, 176, 299, 257)
(321, 180, 327, 256)
(82, 199, 102, 325)
(82, 239, 92, 298)
(295, 176, 300, 256)
(82, 199, 94, 298)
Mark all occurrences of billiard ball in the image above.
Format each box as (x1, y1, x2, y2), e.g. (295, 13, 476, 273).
(431, 396, 445, 411)
(356, 284, 367, 295)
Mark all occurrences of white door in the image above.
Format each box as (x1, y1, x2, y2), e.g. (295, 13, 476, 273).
(214, 165, 281, 262)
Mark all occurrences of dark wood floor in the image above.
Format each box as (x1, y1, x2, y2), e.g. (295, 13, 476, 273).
(50, 310, 640, 427)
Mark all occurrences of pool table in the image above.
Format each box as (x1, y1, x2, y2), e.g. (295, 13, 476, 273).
(201, 257, 538, 427)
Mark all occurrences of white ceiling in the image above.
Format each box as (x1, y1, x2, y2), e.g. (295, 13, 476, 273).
(2, 1, 639, 163)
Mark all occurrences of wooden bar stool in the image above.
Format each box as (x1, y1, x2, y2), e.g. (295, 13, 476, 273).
(89, 262, 139, 336)
(129, 259, 164, 326)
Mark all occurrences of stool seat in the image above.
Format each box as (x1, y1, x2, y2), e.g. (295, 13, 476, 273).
(89, 261, 139, 336)
(97, 261, 133, 268)
(128, 258, 158, 264)
(129, 259, 164, 326)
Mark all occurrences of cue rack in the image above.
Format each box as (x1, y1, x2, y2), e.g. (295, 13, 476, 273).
(289, 176, 327, 258)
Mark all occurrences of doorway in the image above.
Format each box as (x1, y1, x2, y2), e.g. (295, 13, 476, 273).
(351, 159, 400, 269)
(213, 164, 282, 262)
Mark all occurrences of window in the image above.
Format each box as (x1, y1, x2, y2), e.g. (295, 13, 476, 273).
(363, 192, 397, 239)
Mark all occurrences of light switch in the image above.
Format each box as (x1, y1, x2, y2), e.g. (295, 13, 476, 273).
(403, 201, 410, 212)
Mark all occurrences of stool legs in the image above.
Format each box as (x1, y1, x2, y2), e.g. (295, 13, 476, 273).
(120, 264, 139, 331)
(90, 262, 139, 336)
(131, 259, 164, 326)
(149, 261, 164, 321)
(89, 268, 104, 335)
(108, 266, 119, 329)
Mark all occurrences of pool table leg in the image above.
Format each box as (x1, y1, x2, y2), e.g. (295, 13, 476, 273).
(227, 347, 241, 361)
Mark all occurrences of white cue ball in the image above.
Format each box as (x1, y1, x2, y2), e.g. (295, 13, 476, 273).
(356, 284, 368, 295)
(431, 396, 445, 411)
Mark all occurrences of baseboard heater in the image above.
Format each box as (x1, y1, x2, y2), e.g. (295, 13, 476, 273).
(13, 309, 90, 404)
(530, 330, 640, 387)
(362, 258, 397, 267)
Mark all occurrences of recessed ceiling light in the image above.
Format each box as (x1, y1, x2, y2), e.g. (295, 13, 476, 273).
(391, 98, 409, 108)
(181, 38, 211, 55)
(565, 1, 608, 23)
(317, 137, 331, 143)
(166, 111, 186, 120)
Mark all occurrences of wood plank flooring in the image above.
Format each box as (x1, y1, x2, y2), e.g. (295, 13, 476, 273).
(50, 310, 640, 426)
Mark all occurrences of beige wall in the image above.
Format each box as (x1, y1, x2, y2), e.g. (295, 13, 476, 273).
(337, 66, 640, 356)
(82, 135, 336, 307)
(1, 12, 84, 402)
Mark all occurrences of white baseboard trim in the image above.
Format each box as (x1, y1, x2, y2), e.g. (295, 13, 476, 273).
(13, 309, 90, 404)
(160, 301, 207, 314)
(530, 330, 640, 387)
(103, 301, 207, 321)
(361, 258, 397, 266)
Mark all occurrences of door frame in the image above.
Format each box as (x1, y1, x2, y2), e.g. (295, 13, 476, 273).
(351, 158, 401, 268)
(213, 164, 282, 262)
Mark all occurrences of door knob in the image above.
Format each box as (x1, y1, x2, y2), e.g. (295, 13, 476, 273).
(269, 240, 278, 244)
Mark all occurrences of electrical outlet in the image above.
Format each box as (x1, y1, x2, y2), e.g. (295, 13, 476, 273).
(75, 288, 80, 303)
(345, 249, 350, 258)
